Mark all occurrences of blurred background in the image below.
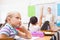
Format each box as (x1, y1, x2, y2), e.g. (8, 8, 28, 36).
(0, 0, 60, 29)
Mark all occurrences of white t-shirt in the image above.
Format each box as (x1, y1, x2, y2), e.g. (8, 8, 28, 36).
(29, 24, 40, 32)
(45, 13, 53, 22)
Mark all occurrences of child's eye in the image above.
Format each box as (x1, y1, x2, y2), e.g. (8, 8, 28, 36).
(16, 17, 21, 20)
(16, 17, 19, 19)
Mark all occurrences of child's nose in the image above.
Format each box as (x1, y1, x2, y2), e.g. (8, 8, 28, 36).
(19, 19, 21, 22)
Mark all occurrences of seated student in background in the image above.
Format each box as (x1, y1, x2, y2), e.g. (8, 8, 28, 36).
(41, 21, 51, 30)
(0, 11, 32, 39)
(28, 16, 41, 32)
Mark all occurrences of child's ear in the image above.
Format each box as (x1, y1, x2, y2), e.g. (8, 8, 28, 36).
(7, 17, 11, 21)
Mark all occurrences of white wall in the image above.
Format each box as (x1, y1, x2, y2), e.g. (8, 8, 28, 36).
(0, 0, 59, 24)
(0, 0, 30, 23)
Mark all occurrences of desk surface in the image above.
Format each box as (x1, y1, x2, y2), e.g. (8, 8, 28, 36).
(0, 38, 14, 40)
(35, 36, 51, 40)
(0, 36, 51, 40)
(23, 36, 51, 40)
(41, 30, 56, 36)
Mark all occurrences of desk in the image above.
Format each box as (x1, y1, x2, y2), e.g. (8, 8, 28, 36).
(23, 36, 51, 40)
(41, 30, 56, 36)
(42, 36, 51, 40)
(0, 38, 14, 40)
(1, 36, 51, 40)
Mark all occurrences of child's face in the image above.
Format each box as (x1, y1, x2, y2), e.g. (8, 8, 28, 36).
(10, 13, 21, 27)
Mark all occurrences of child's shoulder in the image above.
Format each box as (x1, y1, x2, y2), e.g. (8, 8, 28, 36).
(0, 24, 11, 31)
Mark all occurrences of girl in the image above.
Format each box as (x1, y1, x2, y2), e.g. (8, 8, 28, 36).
(28, 16, 41, 32)
(41, 21, 51, 30)
(0, 11, 32, 39)
(28, 7, 43, 32)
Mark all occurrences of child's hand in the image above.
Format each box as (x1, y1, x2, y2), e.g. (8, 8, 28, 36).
(26, 33, 32, 39)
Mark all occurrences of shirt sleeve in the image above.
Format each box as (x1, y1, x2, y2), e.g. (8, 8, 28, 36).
(0, 27, 10, 36)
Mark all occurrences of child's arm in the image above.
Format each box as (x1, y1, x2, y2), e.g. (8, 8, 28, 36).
(0, 34, 9, 38)
(16, 26, 32, 39)
(38, 7, 43, 26)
